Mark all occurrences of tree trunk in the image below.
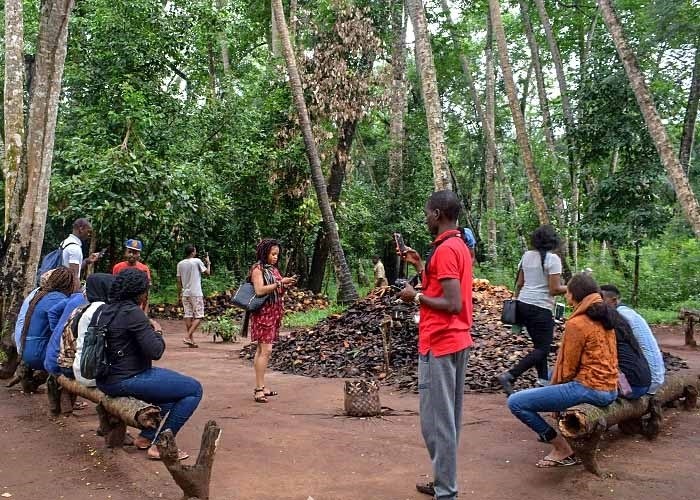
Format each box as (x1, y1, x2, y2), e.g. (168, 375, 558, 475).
(270, 0, 281, 58)
(405, 0, 451, 191)
(484, 17, 498, 260)
(307, 120, 358, 296)
(215, 0, 231, 75)
(598, 0, 700, 238)
(488, 0, 549, 224)
(1, 0, 76, 374)
(533, 0, 580, 269)
(271, 0, 358, 303)
(289, 0, 298, 46)
(679, 44, 700, 174)
(3, 0, 25, 232)
(388, 1, 408, 194)
(157, 421, 223, 500)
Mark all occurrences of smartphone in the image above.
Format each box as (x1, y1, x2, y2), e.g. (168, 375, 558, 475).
(393, 232, 407, 255)
(98, 247, 108, 258)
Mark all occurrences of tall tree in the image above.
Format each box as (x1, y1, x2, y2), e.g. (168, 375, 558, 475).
(488, 0, 549, 224)
(1, 0, 76, 375)
(679, 45, 700, 174)
(484, 14, 498, 260)
(216, 0, 231, 75)
(271, 0, 359, 303)
(388, 0, 408, 194)
(405, 0, 451, 191)
(598, 0, 700, 238)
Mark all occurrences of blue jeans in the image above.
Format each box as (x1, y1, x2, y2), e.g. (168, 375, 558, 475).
(98, 367, 203, 441)
(507, 381, 617, 442)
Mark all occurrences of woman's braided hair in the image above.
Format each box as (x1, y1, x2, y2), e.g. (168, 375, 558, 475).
(109, 268, 149, 302)
(255, 238, 281, 267)
(19, 267, 77, 352)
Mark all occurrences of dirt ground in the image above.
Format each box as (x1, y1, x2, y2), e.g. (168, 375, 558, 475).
(1, 322, 699, 500)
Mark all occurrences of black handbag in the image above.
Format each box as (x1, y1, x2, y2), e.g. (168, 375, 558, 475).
(231, 282, 269, 312)
(500, 298, 518, 325)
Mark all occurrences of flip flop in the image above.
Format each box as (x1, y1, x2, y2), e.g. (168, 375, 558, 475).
(536, 455, 582, 468)
(73, 401, 89, 411)
(183, 339, 198, 348)
(148, 449, 189, 461)
(261, 386, 278, 397)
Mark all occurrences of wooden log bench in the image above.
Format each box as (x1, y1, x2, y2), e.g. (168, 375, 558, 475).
(557, 373, 700, 476)
(679, 308, 700, 347)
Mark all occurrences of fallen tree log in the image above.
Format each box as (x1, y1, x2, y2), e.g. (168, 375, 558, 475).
(157, 420, 222, 500)
(56, 375, 161, 447)
(557, 373, 700, 475)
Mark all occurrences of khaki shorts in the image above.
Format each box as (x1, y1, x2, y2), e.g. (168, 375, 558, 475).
(182, 295, 205, 319)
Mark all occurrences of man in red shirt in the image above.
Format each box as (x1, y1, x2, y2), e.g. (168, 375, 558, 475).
(399, 190, 473, 500)
(112, 239, 152, 283)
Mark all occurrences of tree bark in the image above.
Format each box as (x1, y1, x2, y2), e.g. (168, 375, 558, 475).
(270, 0, 281, 57)
(271, 0, 358, 303)
(598, 0, 700, 238)
(157, 421, 223, 500)
(3, 0, 25, 232)
(679, 45, 700, 174)
(405, 0, 451, 191)
(215, 0, 231, 75)
(388, 1, 408, 194)
(1, 0, 76, 373)
(488, 0, 549, 224)
(484, 16, 498, 260)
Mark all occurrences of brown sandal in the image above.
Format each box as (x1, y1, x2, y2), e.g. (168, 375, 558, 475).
(254, 387, 268, 403)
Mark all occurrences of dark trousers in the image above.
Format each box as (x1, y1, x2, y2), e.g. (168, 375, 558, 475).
(509, 301, 554, 381)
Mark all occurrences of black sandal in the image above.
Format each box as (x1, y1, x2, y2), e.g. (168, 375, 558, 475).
(254, 387, 268, 403)
(261, 386, 278, 397)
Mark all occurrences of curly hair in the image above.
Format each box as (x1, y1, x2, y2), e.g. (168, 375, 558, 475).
(110, 268, 149, 302)
(255, 238, 281, 267)
(19, 267, 77, 352)
(530, 225, 561, 269)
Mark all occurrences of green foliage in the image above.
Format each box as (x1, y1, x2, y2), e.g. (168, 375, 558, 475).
(202, 309, 239, 342)
(283, 304, 346, 329)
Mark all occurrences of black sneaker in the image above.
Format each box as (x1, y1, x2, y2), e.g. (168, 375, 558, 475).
(496, 372, 515, 395)
(416, 482, 435, 496)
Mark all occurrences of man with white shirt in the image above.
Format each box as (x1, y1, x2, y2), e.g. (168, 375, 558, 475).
(61, 218, 100, 290)
(177, 245, 211, 347)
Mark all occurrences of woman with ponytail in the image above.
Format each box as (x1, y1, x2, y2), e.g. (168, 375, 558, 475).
(248, 238, 297, 403)
(497, 225, 567, 394)
(506, 273, 618, 468)
(20, 267, 77, 371)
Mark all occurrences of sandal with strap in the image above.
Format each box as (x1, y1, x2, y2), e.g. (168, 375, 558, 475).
(261, 386, 278, 397)
(254, 387, 268, 403)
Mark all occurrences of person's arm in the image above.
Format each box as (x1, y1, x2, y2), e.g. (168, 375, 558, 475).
(47, 299, 67, 331)
(548, 273, 567, 296)
(514, 268, 524, 298)
(421, 278, 463, 313)
(176, 275, 183, 304)
(399, 246, 425, 274)
(251, 266, 278, 296)
(131, 310, 165, 360)
(202, 257, 211, 276)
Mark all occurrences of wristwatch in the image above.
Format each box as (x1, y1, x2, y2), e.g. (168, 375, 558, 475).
(413, 292, 423, 305)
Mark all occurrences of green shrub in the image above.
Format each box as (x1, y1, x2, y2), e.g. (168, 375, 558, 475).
(202, 310, 240, 342)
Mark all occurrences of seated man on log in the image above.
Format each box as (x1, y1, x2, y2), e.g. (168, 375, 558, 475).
(610, 307, 651, 399)
(96, 269, 203, 460)
(601, 285, 665, 394)
(506, 273, 618, 468)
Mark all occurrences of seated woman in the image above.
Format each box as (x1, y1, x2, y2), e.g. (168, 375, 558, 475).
(612, 310, 651, 399)
(507, 273, 619, 468)
(20, 267, 77, 371)
(96, 269, 203, 460)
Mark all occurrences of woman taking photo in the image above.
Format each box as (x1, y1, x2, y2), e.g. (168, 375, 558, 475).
(96, 269, 203, 460)
(497, 225, 567, 394)
(249, 239, 296, 403)
(506, 273, 618, 467)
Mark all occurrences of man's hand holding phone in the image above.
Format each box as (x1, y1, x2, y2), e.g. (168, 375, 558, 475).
(394, 232, 423, 272)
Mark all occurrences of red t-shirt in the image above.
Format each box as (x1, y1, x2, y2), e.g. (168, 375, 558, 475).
(112, 261, 152, 282)
(418, 229, 473, 356)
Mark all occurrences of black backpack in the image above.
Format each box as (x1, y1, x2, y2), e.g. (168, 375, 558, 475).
(80, 306, 115, 380)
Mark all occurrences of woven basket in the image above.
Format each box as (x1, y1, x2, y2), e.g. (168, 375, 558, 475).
(344, 380, 381, 417)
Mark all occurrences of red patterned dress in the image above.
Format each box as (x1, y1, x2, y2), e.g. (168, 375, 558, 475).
(249, 264, 285, 344)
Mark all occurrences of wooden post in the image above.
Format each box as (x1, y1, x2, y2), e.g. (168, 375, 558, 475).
(679, 308, 699, 347)
(156, 420, 222, 500)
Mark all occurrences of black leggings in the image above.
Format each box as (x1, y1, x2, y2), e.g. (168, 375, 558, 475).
(508, 301, 554, 381)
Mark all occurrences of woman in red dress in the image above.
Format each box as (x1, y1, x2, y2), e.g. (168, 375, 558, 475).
(249, 239, 297, 403)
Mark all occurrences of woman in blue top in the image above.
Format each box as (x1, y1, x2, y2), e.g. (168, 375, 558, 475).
(497, 225, 567, 395)
(20, 267, 77, 372)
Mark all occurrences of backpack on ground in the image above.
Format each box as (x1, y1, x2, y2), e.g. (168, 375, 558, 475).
(80, 307, 115, 380)
(37, 241, 79, 284)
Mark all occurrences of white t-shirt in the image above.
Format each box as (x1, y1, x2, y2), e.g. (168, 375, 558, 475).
(61, 234, 84, 274)
(177, 258, 207, 297)
(517, 250, 562, 311)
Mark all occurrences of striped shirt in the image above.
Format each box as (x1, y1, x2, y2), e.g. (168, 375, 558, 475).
(618, 305, 665, 394)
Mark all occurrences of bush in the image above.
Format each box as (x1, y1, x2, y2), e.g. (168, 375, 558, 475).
(202, 310, 240, 342)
